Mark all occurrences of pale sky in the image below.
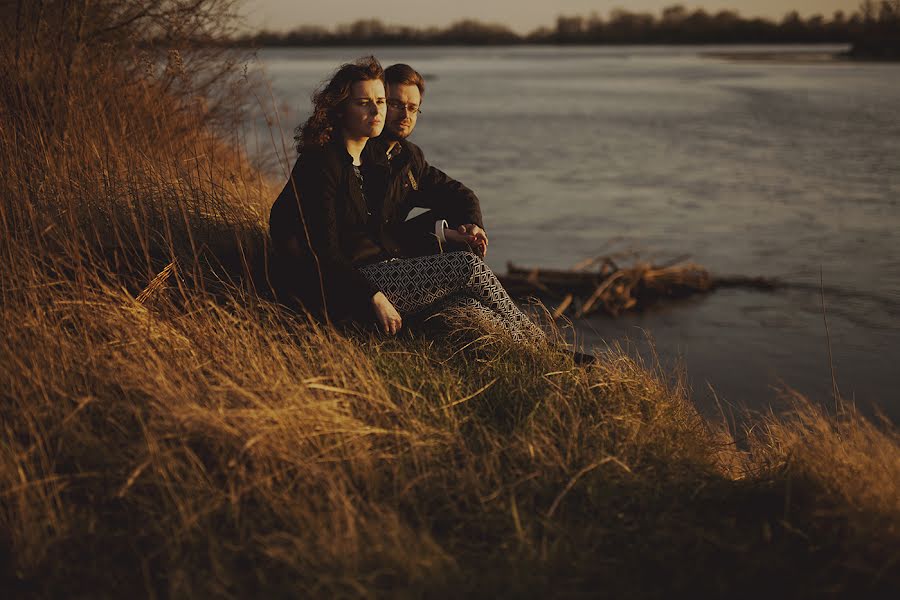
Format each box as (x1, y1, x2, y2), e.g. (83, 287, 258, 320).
(239, 1, 860, 34)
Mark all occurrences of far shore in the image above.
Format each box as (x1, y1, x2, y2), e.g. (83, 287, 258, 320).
(246, 42, 899, 64)
(701, 43, 900, 64)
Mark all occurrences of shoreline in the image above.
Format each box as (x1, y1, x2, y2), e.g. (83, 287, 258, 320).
(701, 49, 850, 64)
(701, 49, 900, 64)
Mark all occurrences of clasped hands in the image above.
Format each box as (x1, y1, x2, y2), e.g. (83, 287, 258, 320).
(444, 223, 488, 258)
(373, 223, 489, 336)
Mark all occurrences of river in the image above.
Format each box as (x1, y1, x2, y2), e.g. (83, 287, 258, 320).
(249, 45, 900, 422)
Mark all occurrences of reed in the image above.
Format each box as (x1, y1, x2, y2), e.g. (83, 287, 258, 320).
(1, 2, 898, 597)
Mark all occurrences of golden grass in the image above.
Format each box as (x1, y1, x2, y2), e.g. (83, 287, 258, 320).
(1, 4, 899, 597)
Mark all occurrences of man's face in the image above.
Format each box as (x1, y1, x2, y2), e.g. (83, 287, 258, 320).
(384, 83, 421, 141)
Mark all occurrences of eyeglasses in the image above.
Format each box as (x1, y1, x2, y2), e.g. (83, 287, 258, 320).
(386, 100, 422, 115)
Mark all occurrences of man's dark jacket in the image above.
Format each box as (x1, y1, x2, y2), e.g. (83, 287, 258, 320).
(268, 137, 483, 321)
(362, 137, 483, 258)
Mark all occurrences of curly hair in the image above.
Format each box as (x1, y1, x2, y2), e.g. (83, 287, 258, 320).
(294, 56, 384, 155)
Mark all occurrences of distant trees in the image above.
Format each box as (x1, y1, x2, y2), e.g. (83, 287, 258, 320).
(528, 5, 880, 44)
(243, 18, 518, 46)
(433, 20, 520, 45)
(238, 3, 900, 49)
(849, 0, 900, 58)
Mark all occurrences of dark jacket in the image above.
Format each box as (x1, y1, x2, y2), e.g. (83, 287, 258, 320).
(269, 140, 384, 320)
(362, 137, 484, 258)
(268, 137, 483, 321)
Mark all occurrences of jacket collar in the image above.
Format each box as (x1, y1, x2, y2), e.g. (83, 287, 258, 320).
(366, 136, 411, 170)
(386, 139, 405, 162)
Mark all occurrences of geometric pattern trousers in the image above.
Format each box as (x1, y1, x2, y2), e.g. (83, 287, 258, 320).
(358, 251, 546, 343)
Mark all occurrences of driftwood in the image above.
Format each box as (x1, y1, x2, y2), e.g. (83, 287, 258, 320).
(498, 255, 782, 319)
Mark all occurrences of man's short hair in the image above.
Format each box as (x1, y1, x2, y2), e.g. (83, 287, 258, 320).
(384, 64, 425, 97)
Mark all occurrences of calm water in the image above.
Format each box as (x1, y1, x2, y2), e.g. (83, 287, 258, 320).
(249, 45, 900, 422)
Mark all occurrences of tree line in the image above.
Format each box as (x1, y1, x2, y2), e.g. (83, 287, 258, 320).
(236, 2, 900, 48)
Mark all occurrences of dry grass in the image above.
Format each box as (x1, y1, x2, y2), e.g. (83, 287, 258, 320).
(1, 3, 899, 597)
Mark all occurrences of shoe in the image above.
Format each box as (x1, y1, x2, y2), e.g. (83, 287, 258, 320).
(572, 349, 597, 365)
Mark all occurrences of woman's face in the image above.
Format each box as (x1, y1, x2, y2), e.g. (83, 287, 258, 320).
(341, 79, 386, 140)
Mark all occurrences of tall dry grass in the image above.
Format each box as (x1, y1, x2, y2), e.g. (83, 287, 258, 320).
(2, 2, 899, 597)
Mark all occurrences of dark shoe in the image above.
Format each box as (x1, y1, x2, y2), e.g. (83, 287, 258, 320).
(572, 349, 597, 365)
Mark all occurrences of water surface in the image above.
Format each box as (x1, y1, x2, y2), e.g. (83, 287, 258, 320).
(250, 45, 900, 422)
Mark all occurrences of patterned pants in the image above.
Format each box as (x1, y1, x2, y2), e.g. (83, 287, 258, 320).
(358, 251, 546, 343)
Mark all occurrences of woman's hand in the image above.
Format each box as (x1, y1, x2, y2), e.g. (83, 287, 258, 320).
(372, 292, 402, 335)
(444, 224, 489, 258)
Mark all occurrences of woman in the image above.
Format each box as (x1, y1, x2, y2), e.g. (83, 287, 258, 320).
(269, 56, 545, 345)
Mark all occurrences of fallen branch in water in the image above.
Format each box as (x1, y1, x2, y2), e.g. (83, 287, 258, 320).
(499, 255, 782, 319)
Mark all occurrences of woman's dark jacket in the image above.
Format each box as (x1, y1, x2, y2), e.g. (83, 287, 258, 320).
(268, 138, 483, 321)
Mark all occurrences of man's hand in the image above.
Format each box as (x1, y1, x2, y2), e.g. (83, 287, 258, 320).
(444, 224, 489, 258)
(372, 292, 402, 335)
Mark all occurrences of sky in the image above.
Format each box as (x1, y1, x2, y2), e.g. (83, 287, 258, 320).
(238, 1, 861, 34)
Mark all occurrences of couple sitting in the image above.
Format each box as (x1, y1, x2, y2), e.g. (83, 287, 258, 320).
(269, 56, 546, 345)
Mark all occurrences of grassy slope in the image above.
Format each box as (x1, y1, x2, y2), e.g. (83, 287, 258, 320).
(1, 4, 898, 597)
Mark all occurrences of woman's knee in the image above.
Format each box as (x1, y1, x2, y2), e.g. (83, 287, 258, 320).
(455, 250, 486, 277)
(428, 251, 490, 291)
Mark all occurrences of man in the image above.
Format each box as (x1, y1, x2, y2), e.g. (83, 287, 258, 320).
(363, 63, 489, 259)
(365, 70, 588, 355)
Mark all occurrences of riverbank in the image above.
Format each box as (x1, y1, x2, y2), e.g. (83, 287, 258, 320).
(5, 289, 900, 597)
(3, 8, 900, 597)
(703, 43, 900, 63)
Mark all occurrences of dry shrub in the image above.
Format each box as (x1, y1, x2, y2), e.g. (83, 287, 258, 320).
(746, 392, 900, 559)
(1, 0, 267, 296)
(3, 280, 899, 595)
(0, 281, 458, 595)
